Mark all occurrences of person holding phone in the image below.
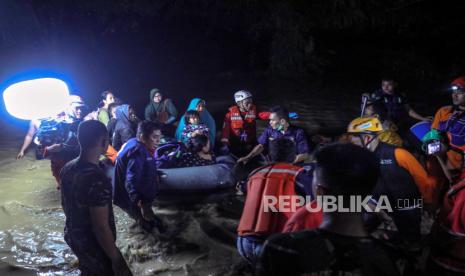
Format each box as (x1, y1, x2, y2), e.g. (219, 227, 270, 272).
(347, 116, 443, 245)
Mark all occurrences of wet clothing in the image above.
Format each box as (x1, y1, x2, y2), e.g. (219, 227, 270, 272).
(175, 98, 216, 148)
(236, 235, 265, 265)
(257, 125, 309, 155)
(371, 89, 410, 126)
(257, 229, 400, 276)
(430, 179, 465, 273)
(145, 89, 178, 125)
(180, 124, 210, 144)
(113, 138, 158, 220)
(60, 158, 115, 276)
(97, 108, 110, 126)
(112, 105, 137, 151)
(177, 152, 216, 167)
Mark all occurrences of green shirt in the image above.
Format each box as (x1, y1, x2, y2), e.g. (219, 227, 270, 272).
(97, 108, 110, 126)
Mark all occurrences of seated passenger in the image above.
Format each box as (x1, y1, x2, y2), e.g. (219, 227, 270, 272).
(112, 104, 138, 151)
(180, 110, 210, 145)
(177, 134, 216, 167)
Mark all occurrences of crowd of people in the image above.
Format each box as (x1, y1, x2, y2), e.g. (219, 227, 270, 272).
(15, 77, 465, 275)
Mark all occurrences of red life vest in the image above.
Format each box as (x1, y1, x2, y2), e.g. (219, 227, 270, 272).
(237, 163, 303, 237)
(431, 179, 465, 272)
(229, 105, 257, 136)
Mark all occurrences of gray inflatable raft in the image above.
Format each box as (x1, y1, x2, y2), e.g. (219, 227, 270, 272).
(157, 156, 236, 195)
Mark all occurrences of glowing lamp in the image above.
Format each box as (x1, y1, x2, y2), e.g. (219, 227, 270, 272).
(3, 78, 70, 120)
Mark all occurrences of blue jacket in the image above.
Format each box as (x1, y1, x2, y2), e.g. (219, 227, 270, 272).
(112, 104, 136, 150)
(175, 98, 216, 147)
(113, 138, 158, 214)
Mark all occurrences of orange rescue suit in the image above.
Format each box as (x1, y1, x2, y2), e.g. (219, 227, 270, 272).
(237, 163, 303, 237)
(222, 105, 257, 145)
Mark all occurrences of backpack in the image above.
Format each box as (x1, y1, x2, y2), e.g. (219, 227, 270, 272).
(34, 119, 69, 147)
(156, 99, 170, 123)
(154, 142, 186, 168)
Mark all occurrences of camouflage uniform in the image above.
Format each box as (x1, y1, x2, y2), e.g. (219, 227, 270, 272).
(60, 158, 116, 275)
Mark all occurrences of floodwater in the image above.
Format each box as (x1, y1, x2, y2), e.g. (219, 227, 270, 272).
(0, 87, 361, 275)
(0, 135, 247, 275)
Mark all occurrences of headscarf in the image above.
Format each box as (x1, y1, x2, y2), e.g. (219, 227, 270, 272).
(146, 88, 164, 114)
(175, 98, 216, 147)
(115, 104, 132, 131)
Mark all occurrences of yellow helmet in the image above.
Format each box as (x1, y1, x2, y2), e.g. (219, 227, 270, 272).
(347, 116, 383, 134)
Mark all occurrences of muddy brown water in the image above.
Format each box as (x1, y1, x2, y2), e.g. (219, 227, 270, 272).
(0, 137, 249, 275)
(0, 91, 361, 275)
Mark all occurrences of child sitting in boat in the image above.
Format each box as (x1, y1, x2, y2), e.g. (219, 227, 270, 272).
(177, 134, 217, 167)
(180, 110, 210, 145)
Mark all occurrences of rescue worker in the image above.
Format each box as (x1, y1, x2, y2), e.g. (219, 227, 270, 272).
(429, 76, 465, 180)
(237, 105, 309, 165)
(347, 116, 444, 244)
(257, 143, 400, 276)
(113, 120, 164, 232)
(370, 77, 430, 125)
(428, 178, 465, 274)
(221, 90, 268, 157)
(44, 95, 87, 189)
(362, 93, 403, 147)
(236, 138, 306, 265)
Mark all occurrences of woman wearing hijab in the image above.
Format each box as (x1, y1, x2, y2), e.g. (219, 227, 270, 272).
(112, 104, 138, 151)
(145, 88, 178, 136)
(175, 98, 216, 148)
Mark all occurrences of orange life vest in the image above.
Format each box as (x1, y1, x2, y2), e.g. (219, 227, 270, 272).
(229, 105, 257, 135)
(237, 163, 303, 237)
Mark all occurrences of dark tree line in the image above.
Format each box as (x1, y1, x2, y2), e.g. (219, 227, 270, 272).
(2, 0, 465, 86)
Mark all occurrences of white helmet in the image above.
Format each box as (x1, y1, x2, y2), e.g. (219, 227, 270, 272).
(234, 90, 253, 103)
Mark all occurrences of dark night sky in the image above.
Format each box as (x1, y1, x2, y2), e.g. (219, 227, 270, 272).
(1, 0, 464, 132)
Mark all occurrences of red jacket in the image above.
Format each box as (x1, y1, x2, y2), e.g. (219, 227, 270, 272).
(221, 105, 269, 145)
(237, 163, 303, 237)
(431, 179, 465, 272)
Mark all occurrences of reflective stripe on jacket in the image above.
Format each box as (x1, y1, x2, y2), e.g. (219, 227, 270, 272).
(237, 163, 303, 237)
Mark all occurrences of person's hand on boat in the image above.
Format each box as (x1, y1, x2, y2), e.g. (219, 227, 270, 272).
(45, 143, 63, 153)
(237, 156, 250, 165)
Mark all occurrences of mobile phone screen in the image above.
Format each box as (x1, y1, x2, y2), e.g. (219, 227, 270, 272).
(427, 141, 441, 155)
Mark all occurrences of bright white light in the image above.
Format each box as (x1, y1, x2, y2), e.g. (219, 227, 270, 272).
(3, 78, 70, 120)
